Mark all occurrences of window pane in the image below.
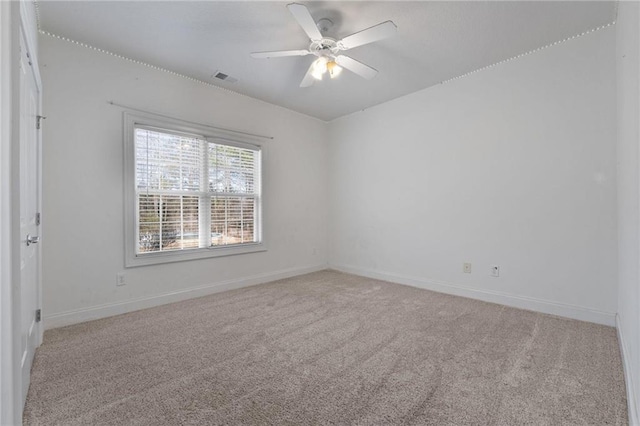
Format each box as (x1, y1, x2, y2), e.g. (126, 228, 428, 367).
(210, 196, 256, 246)
(133, 123, 260, 259)
(241, 198, 255, 243)
(136, 128, 202, 192)
(159, 196, 181, 251)
(180, 197, 200, 249)
(138, 194, 161, 253)
(209, 144, 256, 194)
(137, 194, 200, 253)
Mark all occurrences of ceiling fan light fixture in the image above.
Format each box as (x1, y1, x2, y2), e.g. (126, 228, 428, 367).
(327, 61, 342, 78)
(312, 57, 328, 80)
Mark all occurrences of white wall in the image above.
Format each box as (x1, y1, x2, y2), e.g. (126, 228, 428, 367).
(40, 35, 328, 328)
(328, 27, 617, 325)
(616, 2, 640, 424)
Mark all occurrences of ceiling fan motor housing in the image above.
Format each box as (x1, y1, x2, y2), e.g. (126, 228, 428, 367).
(310, 38, 339, 58)
(316, 18, 334, 33)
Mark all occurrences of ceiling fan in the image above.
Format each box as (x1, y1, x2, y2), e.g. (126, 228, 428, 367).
(251, 3, 397, 87)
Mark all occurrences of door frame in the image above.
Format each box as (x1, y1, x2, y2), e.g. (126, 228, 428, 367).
(0, 1, 42, 424)
(0, 1, 16, 424)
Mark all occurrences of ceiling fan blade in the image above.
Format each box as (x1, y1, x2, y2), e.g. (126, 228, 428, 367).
(337, 21, 397, 50)
(300, 60, 317, 87)
(287, 3, 323, 41)
(335, 55, 378, 80)
(251, 50, 310, 59)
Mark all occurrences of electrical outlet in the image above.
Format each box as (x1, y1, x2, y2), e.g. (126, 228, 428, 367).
(116, 272, 126, 286)
(463, 263, 472, 273)
(490, 265, 500, 277)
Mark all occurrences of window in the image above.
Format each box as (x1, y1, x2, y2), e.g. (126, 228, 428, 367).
(124, 112, 264, 266)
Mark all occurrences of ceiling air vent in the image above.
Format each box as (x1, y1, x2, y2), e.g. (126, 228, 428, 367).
(212, 71, 238, 83)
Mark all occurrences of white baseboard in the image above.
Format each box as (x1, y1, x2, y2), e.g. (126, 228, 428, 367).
(330, 264, 616, 326)
(617, 315, 640, 426)
(44, 264, 327, 330)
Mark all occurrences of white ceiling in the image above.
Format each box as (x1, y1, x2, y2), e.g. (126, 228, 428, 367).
(38, 1, 616, 121)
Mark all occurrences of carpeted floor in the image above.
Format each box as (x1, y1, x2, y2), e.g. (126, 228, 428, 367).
(24, 270, 627, 425)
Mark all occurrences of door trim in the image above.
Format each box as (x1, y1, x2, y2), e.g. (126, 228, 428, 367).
(0, 3, 16, 424)
(0, 1, 42, 424)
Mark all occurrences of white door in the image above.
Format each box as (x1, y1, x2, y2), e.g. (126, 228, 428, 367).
(18, 29, 41, 406)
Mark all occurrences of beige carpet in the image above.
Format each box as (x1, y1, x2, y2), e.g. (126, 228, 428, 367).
(24, 270, 627, 425)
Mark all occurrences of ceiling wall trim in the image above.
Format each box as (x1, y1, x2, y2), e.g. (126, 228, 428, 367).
(38, 29, 326, 123)
(38, 29, 250, 98)
(440, 20, 616, 85)
(34, 0, 40, 31)
(34, 0, 327, 122)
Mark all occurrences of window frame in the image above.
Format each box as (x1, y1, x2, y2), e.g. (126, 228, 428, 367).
(124, 111, 266, 267)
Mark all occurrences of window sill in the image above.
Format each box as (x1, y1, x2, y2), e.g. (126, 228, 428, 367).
(125, 242, 267, 267)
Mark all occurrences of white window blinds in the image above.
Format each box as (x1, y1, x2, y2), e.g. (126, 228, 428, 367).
(135, 127, 260, 255)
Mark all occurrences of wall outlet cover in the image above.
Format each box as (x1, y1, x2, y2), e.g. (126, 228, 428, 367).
(116, 272, 126, 286)
(490, 265, 500, 277)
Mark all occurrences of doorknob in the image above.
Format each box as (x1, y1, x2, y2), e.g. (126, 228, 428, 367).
(26, 234, 40, 246)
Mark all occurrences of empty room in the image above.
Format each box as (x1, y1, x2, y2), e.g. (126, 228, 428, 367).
(1, 0, 639, 424)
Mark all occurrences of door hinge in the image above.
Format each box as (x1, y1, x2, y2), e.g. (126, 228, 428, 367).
(36, 115, 46, 130)
(36, 212, 41, 226)
(35, 309, 41, 323)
